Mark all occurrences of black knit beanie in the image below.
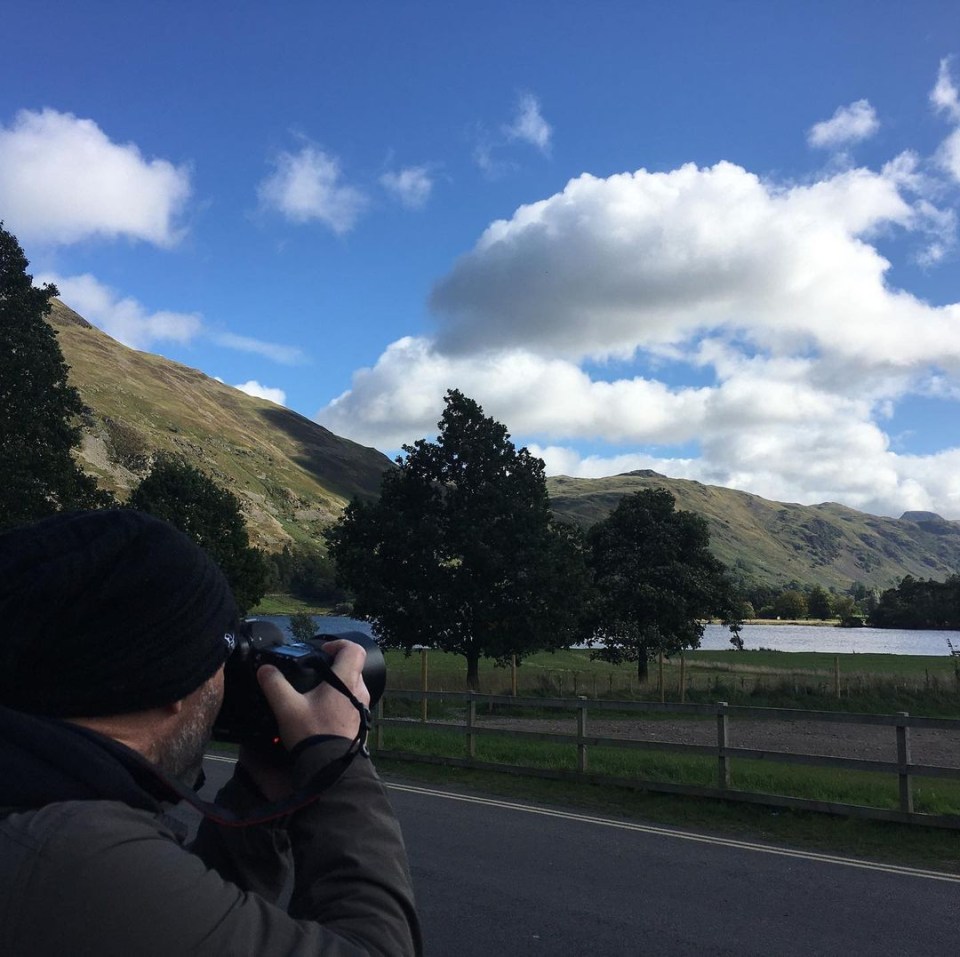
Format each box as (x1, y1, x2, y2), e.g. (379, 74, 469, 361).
(0, 509, 238, 717)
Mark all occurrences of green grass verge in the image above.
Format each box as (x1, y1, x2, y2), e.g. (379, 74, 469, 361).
(375, 724, 960, 817)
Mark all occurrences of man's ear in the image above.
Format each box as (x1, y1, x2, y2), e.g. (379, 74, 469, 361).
(162, 699, 185, 716)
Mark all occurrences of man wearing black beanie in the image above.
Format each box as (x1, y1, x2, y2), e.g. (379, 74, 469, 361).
(0, 509, 421, 956)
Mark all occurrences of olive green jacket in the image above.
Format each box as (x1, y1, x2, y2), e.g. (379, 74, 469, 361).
(0, 708, 421, 956)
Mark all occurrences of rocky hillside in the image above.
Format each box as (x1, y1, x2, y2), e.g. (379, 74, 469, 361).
(50, 300, 392, 551)
(547, 471, 960, 591)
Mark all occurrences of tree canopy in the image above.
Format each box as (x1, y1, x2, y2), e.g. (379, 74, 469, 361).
(869, 574, 960, 630)
(128, 454, 267, 613)
(0, 223, 109, 528)
(587, 488, 731, 679)
(326, 389, 592, 688)
(806, 585, 833, 620)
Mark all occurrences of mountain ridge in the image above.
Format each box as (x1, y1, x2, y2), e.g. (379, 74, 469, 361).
(49, 299, 960, 590)
(546, 473, 960, 591)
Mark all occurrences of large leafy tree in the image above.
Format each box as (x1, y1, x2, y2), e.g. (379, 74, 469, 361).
(0, 223, 108, 528)
(327, 389, 592, 688)
(128, 454, 267, 612)
(587, 488, 730, 680)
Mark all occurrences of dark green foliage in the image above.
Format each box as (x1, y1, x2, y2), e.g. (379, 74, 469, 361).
(586, 488, 732, 679)
(806, 585, 833, 619)
(327, 389, 593, 688)
(870, 574, 960, 629)
(128, 454, 267, 613)
(288, 611, 317, 642)
(0, 223, 110, 528)
(773, 588, 808, 619)
(263, 544, 349, 605)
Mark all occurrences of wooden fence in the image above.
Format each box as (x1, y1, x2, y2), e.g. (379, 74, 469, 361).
(372, 691, 960, 829)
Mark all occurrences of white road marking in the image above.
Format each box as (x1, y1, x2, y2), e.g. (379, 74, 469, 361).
(204, 754, 959, 884)
(385, 781, 960, 885)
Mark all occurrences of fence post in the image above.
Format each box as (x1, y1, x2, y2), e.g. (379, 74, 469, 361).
(374, 698, 384, 752)
(577, 702, 588, 773)
(420, 649, 429, 723)
(466, 695, 477, 760)
(896, 711, 913, 814)
(679, 654, 686, 703)
(658, 651, 665, 702)
(834, 655, 841, 700)
(716, 701, 730, 790)
(511, 654, 517, 697)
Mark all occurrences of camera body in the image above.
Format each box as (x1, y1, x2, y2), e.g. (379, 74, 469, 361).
(214, 618, 385, 744)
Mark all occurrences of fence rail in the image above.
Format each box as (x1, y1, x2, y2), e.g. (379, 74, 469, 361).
(372, 690, 960, 829)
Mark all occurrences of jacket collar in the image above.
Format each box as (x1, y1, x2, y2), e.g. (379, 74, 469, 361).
(0, 705, 178, 814)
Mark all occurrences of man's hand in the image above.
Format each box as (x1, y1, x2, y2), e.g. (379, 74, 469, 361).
(257, 639, 370, 751)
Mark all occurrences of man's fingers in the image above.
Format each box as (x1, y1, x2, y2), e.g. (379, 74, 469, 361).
(255, 647, 367, 748)
(256, 663, 299, 713)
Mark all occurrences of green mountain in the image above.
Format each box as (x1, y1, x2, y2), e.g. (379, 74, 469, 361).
(50, 300, 960, 590)
(50, 299, 392, 551)
(547, 471, 960, 591)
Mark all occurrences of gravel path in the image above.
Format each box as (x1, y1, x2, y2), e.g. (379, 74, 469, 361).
(475, 714, 960, 768)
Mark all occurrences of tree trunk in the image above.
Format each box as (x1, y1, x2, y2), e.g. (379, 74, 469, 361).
(466, 653, 480, 691)
(636, 655, 649, 682)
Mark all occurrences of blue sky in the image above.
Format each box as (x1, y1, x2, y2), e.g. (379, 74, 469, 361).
(4, 1, 960, 517)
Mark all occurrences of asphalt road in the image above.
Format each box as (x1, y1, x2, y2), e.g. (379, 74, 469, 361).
(199, 757, 959, 956)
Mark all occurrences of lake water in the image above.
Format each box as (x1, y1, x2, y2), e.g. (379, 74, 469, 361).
(699, 623, 958, 656)
(254, 614, 374, 639)
(254, 614, 957, 657)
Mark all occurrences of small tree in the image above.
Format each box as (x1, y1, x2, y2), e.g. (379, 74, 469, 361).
(807, 585, 833, 620)
(0, 223, 109, 528)
(587, 488, 730, 680)
(129, 454, 267, 612)
(288, 611, 317, 642)
(773, 589, 808, 620)
(327, 389, 592, 688)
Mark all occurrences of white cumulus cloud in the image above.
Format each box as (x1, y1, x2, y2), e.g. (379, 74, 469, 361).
(808, 99, 879, 149)
(428, 161, 952, 370)
(318, 125, 960, 517)
(380, 166, 433, 209)
(234, 380, 287, 405)
(258, 145, 367, 234)
(0, 109, 190, 246)
(503, 92, 552, 154)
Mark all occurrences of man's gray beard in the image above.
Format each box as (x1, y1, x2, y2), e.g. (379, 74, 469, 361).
(155, 680, 221, 787)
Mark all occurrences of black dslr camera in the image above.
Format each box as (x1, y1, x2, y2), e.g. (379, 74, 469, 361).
(214, 618, 386, 744)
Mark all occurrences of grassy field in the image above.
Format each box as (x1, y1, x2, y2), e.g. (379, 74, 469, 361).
(383, 645, 960, 715)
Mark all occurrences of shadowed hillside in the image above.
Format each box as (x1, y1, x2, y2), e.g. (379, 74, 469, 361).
(50, 300, 391, 550)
